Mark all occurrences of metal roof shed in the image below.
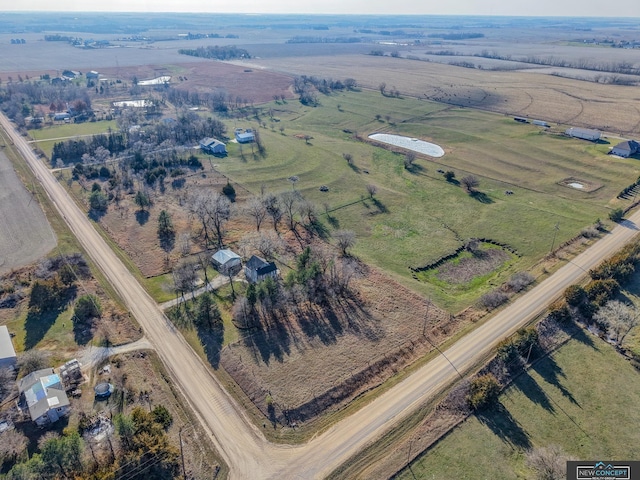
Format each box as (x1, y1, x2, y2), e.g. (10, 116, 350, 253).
(0, 326, 17, 369)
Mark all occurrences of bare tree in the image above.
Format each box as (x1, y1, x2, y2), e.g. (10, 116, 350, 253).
(594, 300, 639, 345)
(246, 196, 267, 232)
(280, 191, 301, 232)
(378, 82, 386, 95)
(403, 152, 416, 169)
(366, 184, 378, 198)
(0, 429, 28, 466)
(334, 229, 356, 256)
(179, 232, 191, 256)
(240, 231, 284, 261)
(288, 175, 299, 190)
(172, 261, 198, 302)
(526, 445, 572, 480)
(263, 193, 283, 232)
(0, 367, 16, 401)
(298, 199, 317, 227)
(461, 175, 480, 193)
(17, 350, 50, 376)
(189, 192, 232, 248)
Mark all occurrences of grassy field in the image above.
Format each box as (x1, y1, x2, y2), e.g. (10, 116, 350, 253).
(397, 334, 640, 479)
(215, 89, 633, 310)
(28, 119, 117, 158)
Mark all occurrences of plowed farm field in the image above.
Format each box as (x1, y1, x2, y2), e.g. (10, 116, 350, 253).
(0, 149, 55, 274)
(239, 55, 640, 135)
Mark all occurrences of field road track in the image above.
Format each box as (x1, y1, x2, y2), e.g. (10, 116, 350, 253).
(3, 110, 640, 479)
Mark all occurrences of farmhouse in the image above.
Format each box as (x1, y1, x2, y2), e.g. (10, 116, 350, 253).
(86, 70, 99, 79)
(235, 128, 255, 143)
(611, 140, 640, 157)
(18, 368, 70, 426)
(245, 255, 278, 284)
(211, 249, 242, 275)
(200, 137, 227, 155)
(565, 127, 601, 141)
(0, 326, 17, 369)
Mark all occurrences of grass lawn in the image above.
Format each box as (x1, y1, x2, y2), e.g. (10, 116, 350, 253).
(398, 334, 640, 479)
(215, 90, 632, 310)
(28, 120, 117, 157)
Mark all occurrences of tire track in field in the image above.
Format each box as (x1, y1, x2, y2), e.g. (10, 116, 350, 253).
(513, 90, 534, 114)
(550, 87, 584, 124)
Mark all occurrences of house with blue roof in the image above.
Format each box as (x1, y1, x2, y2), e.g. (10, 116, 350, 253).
(18, 368, 70, 426)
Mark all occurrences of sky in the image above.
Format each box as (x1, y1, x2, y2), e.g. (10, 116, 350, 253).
(3, 0, 640, 17)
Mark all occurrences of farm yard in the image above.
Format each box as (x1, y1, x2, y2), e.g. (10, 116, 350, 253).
(2, 14, 640, 467)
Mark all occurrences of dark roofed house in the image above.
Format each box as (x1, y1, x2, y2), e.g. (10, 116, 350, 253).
(245, 255, 278, 284)
(86, 70, 99, 79)
(611, 140, 640, 158)
(200, 137, 227, 155)
(18, 368, 70, 426)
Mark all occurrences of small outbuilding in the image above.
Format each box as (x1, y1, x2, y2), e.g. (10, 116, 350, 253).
(611, 140, 640, 158)
(18, 368, 70, 427)
(565, 127, 601, 142)
(234, 128, 255, 143)
(86, 70, 99, 79)
(212, 249, 242, 275)
(200, 137, 227, 155)
(0, 326, 17, 369)
(245, 255, 278, 284)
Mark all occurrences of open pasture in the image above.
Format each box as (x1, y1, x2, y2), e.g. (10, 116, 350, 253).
(214, 89, 634, 309)
(243, 54, 640, 135)
(397, 335, 640, 479)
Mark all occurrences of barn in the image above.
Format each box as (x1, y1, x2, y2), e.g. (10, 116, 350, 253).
(565, 127, 601, 141)
(0, 326, 17, 369)
(234, 128, 255, 143)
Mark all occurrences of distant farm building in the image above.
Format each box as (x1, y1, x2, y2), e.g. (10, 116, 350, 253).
(532, 120, 550, 127)
(235, 128, 255, 143)
(245, 255, 278, 284)
(0, 326, 17, 369)
(611, 140, 640, 157)
(200, 137, 227, 155)
(18, 368, 70, 426)
(565, 127, 601, 141)
(513, 117, 529, 123)
(86, 70, 99, 79)
(52, 112, 71, 122)
(212, 249, 242, 275)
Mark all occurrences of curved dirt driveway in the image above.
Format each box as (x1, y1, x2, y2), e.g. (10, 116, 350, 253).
(3, 111, 639, 479)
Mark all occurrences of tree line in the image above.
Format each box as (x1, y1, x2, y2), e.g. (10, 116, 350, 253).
(178, 45, 251, 60)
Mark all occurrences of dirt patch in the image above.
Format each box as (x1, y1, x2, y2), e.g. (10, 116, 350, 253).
(437, 249, 511, 285)
(558, 176, 602, 193)
(220, 264, 463, 426)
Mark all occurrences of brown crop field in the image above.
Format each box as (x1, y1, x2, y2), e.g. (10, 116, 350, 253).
(240, 55, 640, 135)
(0, 149, 55, 275)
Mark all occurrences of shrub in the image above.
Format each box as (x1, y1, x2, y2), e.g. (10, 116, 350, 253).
(609, 208, 624, 222)
(507, 272, 534, 292)
(564, 285, 587, 307)
(480, 290, 508, 310)
(548, 300, 572, 323)
(585, 278, 619, 306)
(151, 405, 173, 430)
(222, 182, 236, 198)
(74, 294, 102, 321)
(444, 170, 456, 182)
(467, 373, 501, 410)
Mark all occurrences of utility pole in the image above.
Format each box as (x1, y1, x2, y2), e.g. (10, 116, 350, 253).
(179, 427, 187, 479)
(550, 222, 560, 254)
